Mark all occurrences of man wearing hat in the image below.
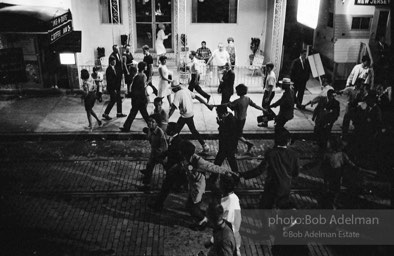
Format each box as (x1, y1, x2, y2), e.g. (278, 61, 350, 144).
(270, 78, 295, 131)
(169, 80, 213, 153)
(258, 62, 276, 127)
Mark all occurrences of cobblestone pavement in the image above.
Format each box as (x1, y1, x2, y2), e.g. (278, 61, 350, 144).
(0, 139, 391, 256)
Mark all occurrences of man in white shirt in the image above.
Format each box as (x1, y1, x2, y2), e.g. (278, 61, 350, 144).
(169, 81, 213, 152)
(258, 62, 277, 127)
(346, 55, 374, 90)
(207, 42, 231, 85)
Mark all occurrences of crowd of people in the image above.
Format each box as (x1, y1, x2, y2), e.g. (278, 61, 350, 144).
(77, 39, 393, 255)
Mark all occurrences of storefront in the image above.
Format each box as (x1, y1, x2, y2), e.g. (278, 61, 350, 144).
(0, 4, 77, 90)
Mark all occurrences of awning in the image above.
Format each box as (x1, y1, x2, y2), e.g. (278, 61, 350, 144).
(0, 5, 72, 43)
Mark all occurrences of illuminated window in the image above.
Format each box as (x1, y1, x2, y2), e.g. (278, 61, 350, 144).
(192, 0, 238, 23)
(100, 0, 122, 24)
(351, 17, 371, 30)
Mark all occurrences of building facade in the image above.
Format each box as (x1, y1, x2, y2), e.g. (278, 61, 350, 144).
(314, 0, 391, 86)
(0, 0, 288, 89)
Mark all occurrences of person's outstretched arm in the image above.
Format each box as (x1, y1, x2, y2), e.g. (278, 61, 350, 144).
(195, 95, 213, 110)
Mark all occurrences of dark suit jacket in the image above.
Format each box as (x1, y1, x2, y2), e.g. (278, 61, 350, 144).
(109, 52, 123, 81)
(290, 57, 310, 85)
(105, 65, 118, 92)
(270, 88, 294, 121)
(219, 69, 235, 95)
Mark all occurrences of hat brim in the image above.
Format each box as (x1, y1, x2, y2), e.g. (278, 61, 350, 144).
(278, 80, 294, 85)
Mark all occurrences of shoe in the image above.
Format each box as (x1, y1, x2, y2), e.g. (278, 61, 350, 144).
(189, 221, 207, 231)
(202, 144, 210, 153)
(97, 120, 102, 127)
(139, 169, 147, 175)
(297, 105, 306, 110)
(119, 127, 130, 132)
(117, 113, 127, 118)
(102, 114, 112, 120)
(258, 122, 268, 127)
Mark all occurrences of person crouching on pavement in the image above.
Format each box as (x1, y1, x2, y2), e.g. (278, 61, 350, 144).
(150, 122, 187, 211)
(179, 140, 235, 231)
(139, 114, 168, 192)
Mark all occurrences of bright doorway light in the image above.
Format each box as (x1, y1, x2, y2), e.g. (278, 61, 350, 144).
(59, 53, 75, 65)
(297, 0, 321, 29)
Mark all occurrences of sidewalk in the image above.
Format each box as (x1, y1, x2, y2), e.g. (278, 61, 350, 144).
(0, 77, 347, 139)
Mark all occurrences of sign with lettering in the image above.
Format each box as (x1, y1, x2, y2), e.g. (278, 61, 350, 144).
(49, 11, 72, 30)
(51, 31, 81, 53)
(49, 21, 72, 44)
(48, 10, 73, 44)
(354, 0, 390, 5)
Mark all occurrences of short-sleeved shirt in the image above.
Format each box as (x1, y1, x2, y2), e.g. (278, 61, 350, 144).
(265, 70, 276, 90)
(221, 193, 241, 232)
(212, 49, 230, 66)
(228, 96, 259, 120)
(173, 88, 196, 118)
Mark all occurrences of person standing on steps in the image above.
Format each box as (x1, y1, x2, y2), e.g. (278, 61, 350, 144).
(155, 23, 171, 66)
(196, 41, 212, 64)
(102, 57, 126, 120)
(290, 49, 310, 109)
(207, 42, 231, 86)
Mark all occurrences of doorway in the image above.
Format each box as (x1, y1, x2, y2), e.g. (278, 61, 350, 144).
(135, 0, 173, 52)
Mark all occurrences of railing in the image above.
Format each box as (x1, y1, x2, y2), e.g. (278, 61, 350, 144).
(76, 64, 266, 89)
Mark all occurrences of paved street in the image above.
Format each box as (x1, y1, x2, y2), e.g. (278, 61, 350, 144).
(0, 139, 391, 256)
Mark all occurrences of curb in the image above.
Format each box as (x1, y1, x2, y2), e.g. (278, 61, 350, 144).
(0, 130, 341, 142)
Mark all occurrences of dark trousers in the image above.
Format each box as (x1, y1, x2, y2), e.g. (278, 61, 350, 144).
(221, 90, 232, 104)
(155, 165, 188, 206)
(188, 74, 210, 100)
(275, 115, 290, 132)
(214, 147, 238, 173)
(176, 116, 205, 146)
(104, 89, 122, 115)
(123, 101, 150, 131)
(186, 196, 205, 222)
(294, 81, 307, 106)
(143, 154, 163, 186)
(314, 123, 333, 148)
(342, 106, 355, 135)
